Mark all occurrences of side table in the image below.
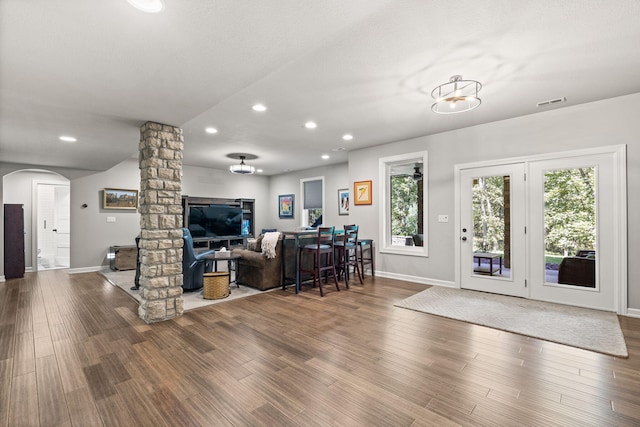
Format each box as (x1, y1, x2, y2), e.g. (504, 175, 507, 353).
(202, 252, 241, 288)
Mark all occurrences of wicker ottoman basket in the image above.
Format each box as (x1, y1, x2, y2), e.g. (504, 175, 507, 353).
(203, 272, 230, 299)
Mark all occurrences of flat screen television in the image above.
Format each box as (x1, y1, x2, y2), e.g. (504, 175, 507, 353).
(187, 204, 243, 237)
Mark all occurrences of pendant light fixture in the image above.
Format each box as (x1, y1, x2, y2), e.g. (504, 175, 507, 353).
(431, 75, 482, 114)
(229, 155, 256, 175)
(413, 163, 423, 181)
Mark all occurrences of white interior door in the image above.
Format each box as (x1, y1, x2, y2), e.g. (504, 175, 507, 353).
(459, 163, 526, 297)
(54, 185, 70, 267)
(528, 150, 623, 311)
(36, 183, 70, 270)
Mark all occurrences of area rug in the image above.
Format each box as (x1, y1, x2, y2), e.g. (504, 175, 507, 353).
(99, 269, 265, 311)
(395, 286, 628, 358)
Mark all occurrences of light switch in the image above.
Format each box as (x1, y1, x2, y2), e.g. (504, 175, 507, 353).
(107, 216, 116, 223)
(438, 214, 449, 223)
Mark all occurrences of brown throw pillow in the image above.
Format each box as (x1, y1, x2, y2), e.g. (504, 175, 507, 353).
(254, 235, 264, 252)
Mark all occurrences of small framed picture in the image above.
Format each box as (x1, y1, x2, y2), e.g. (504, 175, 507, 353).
(353, 180, 372, 205)
(278, 194, 294, 219)
(103, 188, 138, 210)
(338, 188, 349, 215)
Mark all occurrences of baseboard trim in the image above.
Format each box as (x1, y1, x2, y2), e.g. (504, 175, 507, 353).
(624, 308, 640, 318)
(374, 271, 456, 288)
(68, 266, 105, 274)
(0, 275, 4, 282)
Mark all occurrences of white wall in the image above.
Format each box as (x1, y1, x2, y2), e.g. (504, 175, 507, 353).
(269, 163, 349, 231)
(348, 93, 640, 309)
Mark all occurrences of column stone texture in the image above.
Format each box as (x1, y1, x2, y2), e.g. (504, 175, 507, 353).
(137, 121, 184, 323)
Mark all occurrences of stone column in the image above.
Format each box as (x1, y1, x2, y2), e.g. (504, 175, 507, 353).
(137, 122, 184, 323)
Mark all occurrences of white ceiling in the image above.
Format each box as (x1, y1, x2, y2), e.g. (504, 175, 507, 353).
(2, 0, 640, 175)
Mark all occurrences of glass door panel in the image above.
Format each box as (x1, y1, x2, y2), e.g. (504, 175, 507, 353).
(544, 167, 596, 288)
(472, 175, 511, 279)
(460, 163, 525, 297)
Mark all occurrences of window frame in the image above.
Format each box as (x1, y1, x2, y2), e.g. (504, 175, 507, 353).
(300, 176, 324, 227)
(378, 151, 428, 257)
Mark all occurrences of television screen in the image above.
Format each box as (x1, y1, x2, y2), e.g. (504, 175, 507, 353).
(188, 204, 243, 237)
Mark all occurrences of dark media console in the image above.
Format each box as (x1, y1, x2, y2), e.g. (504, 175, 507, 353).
(182, 196, 255, 250)
(192, 236, 246, 251)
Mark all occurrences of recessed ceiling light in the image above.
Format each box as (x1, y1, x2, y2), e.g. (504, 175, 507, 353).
(304, 121, 317, 129)
(205, 127, 218, 134)
(127, 0, 164, 13)
(321, 154, 330, 160)
(59, 136, 77, 142)
(342, 134, 353, 141)
(252, 104, 267, 112)
(256, 169, 264, 173)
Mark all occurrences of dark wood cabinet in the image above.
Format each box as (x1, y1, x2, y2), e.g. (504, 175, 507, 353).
(109, 245, 138, 271)
(4, 204, 25, 279)
(182, 196, 255, 245)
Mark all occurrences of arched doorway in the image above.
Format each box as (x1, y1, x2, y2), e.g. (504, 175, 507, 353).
(3, 169, 70, 272)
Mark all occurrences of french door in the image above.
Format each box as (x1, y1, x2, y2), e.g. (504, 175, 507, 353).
(459, 163, 526, 297)
(528, 152, 621, 311)
(458, 146, 626, 312)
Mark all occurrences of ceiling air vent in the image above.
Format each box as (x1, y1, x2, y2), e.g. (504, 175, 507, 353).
(537, 97, 566, 107)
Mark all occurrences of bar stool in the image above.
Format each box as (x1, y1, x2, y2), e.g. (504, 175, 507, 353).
(335, 224, 363, 286)
(357, 239, 375, 277)
(298, 226, 340, 296)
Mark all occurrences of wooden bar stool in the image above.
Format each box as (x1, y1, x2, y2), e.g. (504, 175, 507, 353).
(357, 239, 375, 277)
(335, 224, 363, 286)
(298, 226, 340, 296)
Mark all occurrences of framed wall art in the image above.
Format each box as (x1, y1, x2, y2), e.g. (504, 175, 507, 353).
(353, 180, 372, 205)
(103, 188, 138, 210)
(338, 188, 349, 215)
(278, 194, 294, 219)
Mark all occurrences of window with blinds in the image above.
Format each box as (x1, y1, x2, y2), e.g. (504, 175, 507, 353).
(301, 177, 323, 227)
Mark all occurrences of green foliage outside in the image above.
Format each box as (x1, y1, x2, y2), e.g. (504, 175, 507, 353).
(545, 254, 564, 265)
(390, 175, 418, 238)
(544, 168, 596, 256)
(472, 176, 505, 252)
(308, 208, 322, 226)
(472, 168, 595, 259)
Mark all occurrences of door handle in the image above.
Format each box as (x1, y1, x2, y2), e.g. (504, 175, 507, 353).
(52, 229, 58, 232)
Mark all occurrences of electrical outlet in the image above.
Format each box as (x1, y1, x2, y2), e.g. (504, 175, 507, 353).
(438, 214, 449, 223)
(106, 216, 116, 223)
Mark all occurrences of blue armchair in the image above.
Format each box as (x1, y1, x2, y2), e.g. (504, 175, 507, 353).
(182, 228, 215, 291)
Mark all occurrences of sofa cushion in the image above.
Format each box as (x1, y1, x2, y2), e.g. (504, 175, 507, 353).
(246, 238, 258, 251)
(233, 249, 266, 268)
(254, 235, 264, 252)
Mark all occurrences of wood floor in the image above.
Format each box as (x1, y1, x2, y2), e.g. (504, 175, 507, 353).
(1, 270, 640, 427)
